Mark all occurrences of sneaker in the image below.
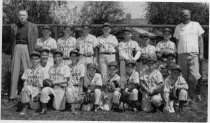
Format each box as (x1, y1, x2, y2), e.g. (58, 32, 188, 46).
(20, 107, 28, 116)
(40, 108, 47, 115)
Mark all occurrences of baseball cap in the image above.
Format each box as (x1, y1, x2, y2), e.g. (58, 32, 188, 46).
(163, 28, 172, 33)
(87, 63, 98, 69)
(108, 61, 118, 68)
(123, 27, 132, 33)
(30, 51, 40, 58)
(171, 64, 182, 72)
(53, 49, 63, 56)
(42, 25, 52, 31)
(141, 33, 150, 38)
(102, 22, 111, 28)
(40, 49, 50, 54)
(70, 49, 80, 56)
(82, 21, 91, 28)
(166, 53, 177, 58)
(125, 60, 136, 66)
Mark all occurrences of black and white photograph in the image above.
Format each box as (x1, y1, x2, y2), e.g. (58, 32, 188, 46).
(1, 0, 209, 122)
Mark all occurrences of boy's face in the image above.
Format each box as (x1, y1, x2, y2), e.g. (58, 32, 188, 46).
(141, 37, 150, 46)
(42, 29, 51, 37)
(70, 53, 79, 64)
(54, 53, 63, 64)
(31, 55, 40, 66)
(167, 56, 176, 65)
(64, 27, 72, 36)
(163, 31, 171, 40)
(124, 31, 132, 41)
(102, 26, 111, 35)
(88, 67, 96, 76)
(41, 52, 49, 63)
(82, 26, 90, 35)
(171, 69, 181, 80)
(148, 60, 156, 70)
(108, 66, 117, 75)
(126, 64, 135, 74)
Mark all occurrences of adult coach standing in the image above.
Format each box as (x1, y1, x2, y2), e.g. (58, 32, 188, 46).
(173, 9, 205, 104)
(9, 10, 38, 103)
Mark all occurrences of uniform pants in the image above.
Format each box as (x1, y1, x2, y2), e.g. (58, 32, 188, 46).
(129, 89, 139, 101)
(66, 86, 82, 103)
(10, 44, 30, 99)
(178, 53, 201, 100)
(40, 86, 66, 110)
(79, 56, 96, 68)
(20, 85, 40, 103)
(99, 54, 116, 83)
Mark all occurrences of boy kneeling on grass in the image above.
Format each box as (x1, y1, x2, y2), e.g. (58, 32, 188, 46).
(120, 60, 140, 112)
(163, 64, 188, 114)
(140, 55, 164, 113)
(82, 63, 103, 112)
(19, 51, 45, 116)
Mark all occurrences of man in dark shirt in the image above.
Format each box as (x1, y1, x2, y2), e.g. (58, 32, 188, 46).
(9, 10, 38, 104)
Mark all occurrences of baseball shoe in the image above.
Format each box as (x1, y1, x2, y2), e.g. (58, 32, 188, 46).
(40, 108, 47, 115)
(20, 107, 28, 116)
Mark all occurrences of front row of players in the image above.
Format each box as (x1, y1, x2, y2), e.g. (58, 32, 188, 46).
(19, 49, 188, 116)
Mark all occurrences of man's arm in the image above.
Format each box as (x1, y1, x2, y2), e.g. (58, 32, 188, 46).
(198, 35, 204, 60)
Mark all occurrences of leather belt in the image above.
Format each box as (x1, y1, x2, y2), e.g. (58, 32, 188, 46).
(81, 54, 94, 57)
(16, 40, 27, 44)
(100, 52, 116, 55)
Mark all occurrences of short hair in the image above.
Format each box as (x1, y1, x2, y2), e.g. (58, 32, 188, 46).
(181, 9, 191, 15)
(18, 10, 28, 16)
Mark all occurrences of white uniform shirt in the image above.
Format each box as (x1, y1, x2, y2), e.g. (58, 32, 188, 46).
(97, 34, 118, 53)
(119, 40, 140, 60)
(140, 68, 163, 89)
(68, 63, 86, 86)
(21, 65, 45, 87)
(84, 73, 103, 87)
(120, 71, 139, 89)
(156, 40, 176, 54)
(140, 44, 156, 57)
(48, 62, 70, 82)
(57, 36, 77, 58)
(173, 21, 205, 53)
(41, 61, 53, 79)
(35, 37, 57, 57)
(77, 34, 99, 56)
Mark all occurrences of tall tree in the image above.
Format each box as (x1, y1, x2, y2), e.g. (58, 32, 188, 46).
(145, 2, 209, 25)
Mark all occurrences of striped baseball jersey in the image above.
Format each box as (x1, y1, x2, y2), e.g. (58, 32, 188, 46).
(156, 40, 176, 54)
(97, 34, 118, 53)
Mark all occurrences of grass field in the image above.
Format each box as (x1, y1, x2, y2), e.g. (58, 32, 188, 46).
(1, 53, 208, 121)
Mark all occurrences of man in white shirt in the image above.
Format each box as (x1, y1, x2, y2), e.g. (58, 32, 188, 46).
(173, 9, 205, 104)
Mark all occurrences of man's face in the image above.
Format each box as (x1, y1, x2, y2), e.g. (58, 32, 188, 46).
(141, 37, 150, 46)
(42, 29, 51, 37)
(126, 64, 135, 74)
(181, 10, 191, 21)
(88, 67, 96, 76)
(54, 53, 63, 64)
(31, 55, 40, 66)
(82, 26, 90, 35)
(124, 31, 132, 41)
(102, 26, 111, 35)
(108, 66, 117, 76)
(18, 11, 28, 22)
(70, 53, 79, 64)
(64, 27, 72, 36)
(171, 69, 181, 81)
(41, 52, 49, 63)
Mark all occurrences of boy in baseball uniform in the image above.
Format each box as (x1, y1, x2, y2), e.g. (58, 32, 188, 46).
(76, 22, 99, 66)
(118, 29, 141, 77)
(140, 55, 164, 112)
(156, 28, 176, 58)
(35, 25, 57, 65)
(120, 60, 140, 112)
(40, 49, 53, 74)
(163, 64, 188, 114)
(19, 51, 45, 116)
(100, 61, 121, 111)
(39, 50, 70, 114)
(82, 63, 102, 112)
(65, 49, 85, 113)
(98, 23, 118, 83)
(57, 26, 77, 65)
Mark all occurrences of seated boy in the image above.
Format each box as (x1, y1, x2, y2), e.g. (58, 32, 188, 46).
(39, 50, 70, 114)
(65, 49, 85, 113)
(101, 61, 121, 111)
(120, 60, 139, 112)
(140, 55, 164, 112)
(82, 63, 103, 112)
(19, 51, 45, 116)
(163, 64, 188, 114)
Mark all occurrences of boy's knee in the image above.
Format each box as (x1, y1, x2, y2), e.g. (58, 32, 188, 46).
(151, 94, 162, 107)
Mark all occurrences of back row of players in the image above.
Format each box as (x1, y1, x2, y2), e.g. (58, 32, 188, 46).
(19, 22, 187, 115)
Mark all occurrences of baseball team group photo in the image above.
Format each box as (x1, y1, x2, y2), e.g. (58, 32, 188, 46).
(1, 0, 209, 122)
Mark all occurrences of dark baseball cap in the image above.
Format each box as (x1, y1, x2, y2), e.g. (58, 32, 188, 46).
(87, 63, 98, 69)
(30, 51, 40, 58)
(108, 61, 118, 68)
(70, 49, 80, 56)
(171, 64, 182, 72)
(102, 22, 111, 28)
(163, 28, 172, 33)
(42, 25, 52, 31)
(53, 50, 63, 56)
(126, 60, 136, 66)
